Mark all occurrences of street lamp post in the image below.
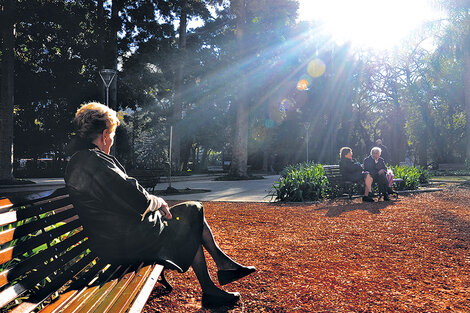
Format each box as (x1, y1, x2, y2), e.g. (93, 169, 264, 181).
(303, 122, 311, 162)
(99, 69, 117, 107)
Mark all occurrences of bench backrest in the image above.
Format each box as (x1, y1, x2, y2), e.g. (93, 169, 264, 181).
(0, 188, 98, 311)
(0, 188, 109, 312)
(322, 165, 343, 185)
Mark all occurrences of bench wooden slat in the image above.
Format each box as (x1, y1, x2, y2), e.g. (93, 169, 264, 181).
(127, 264, 164, 313)
(0, 211, 17, 227)
(0, 227, 16, 246)
(0, 247, 14, 269)
(0, 198, 13, 212)
(93, 268, 136, 313)
(107, 264, 156, 313)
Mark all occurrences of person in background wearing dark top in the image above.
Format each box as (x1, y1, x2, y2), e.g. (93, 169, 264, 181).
(363, 147, 393, 201)
(65, 102, 256, 307)
(375, 139, 390, 164)
(339, 147, 374, 202)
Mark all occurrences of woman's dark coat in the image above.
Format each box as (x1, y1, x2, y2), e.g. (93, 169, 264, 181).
(65, 145, 202, 271)
(339, 157, 365, 182)
(363, 155, 387, 178)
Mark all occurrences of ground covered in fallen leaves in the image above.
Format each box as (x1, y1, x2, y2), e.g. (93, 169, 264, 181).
(144, 185, 470, 312)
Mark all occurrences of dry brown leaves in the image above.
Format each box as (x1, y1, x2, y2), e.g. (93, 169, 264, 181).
(144, 185, 470, 312)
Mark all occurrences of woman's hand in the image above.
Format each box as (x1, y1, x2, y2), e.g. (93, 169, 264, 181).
(157, 200, 172, 220)
(141, 195, 172, 222)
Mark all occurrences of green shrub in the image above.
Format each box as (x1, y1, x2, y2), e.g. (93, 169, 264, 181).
(390, 165, 429, 190)
(271, 162, 329, 202)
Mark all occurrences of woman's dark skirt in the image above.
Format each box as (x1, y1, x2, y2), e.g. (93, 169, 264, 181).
(127, 201, 204, 273)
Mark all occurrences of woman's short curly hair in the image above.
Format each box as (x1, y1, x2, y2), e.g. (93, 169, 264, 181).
(339, 147, 352, 159)
(74, 102, 120, 143)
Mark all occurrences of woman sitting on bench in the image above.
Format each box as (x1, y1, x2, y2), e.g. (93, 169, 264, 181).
(339, 147, 374, 202)
(65, 102, 256, 307)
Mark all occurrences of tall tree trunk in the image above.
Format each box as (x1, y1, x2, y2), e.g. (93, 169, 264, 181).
(0, 0, 16, 182)
(229, 0, 248, 177)
(172, 0, 188, 172)
(417, 132, 429, 167)
(464, 13, 470, 160)
(97, 0, 105, 69)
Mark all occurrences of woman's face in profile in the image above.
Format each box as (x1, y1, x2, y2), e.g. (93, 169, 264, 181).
(103, 130, 115, 154)
(345, 151, 352, 159)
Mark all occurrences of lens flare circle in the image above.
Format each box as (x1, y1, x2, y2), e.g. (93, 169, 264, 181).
(308, 58, 326, 78)
(279, 98, 295, 112)
(297, 79, 308, 91)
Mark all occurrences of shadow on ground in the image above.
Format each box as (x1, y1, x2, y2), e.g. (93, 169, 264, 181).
(320, 201, 393, 217)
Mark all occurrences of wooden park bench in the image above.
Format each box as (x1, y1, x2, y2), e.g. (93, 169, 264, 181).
(127, 169, 166, 193)
(323, 165, 402, 200)
(0, 188, 172, 313)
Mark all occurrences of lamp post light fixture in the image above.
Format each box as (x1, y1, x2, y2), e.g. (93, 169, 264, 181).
(99, 69, 117, 107)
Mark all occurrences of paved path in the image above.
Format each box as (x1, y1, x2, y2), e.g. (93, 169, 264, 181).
(0, 175, 281, 203)
(160, 175, 280, 202)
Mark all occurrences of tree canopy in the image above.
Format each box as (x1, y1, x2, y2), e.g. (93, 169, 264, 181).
(1, 0, 469, 180)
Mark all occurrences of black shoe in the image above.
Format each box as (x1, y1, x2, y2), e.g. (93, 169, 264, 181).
(383, 194, 390, 201)
(217, 266, 257, 286)
(202, 291, 240, 307)
(362, 196, 374, 202)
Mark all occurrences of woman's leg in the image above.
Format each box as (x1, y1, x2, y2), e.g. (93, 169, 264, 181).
(191, 245, 225, 294)
(201, 218, 245, 270)
(191, 245, 240, 306)
(364, 174, 373, 196)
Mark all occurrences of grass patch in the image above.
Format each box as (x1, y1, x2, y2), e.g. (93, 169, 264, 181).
(430, 176, 470, 182)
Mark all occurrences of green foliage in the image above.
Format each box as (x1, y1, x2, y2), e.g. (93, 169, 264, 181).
(271, 162, 328, 202)
(3, 0, 469, 176)
(390, 165, 429, 190)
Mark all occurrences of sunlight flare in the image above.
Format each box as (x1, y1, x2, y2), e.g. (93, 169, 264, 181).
(298, 0, 442, 50)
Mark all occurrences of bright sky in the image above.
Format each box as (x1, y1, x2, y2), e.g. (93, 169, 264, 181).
(298, 0, 443, 50)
